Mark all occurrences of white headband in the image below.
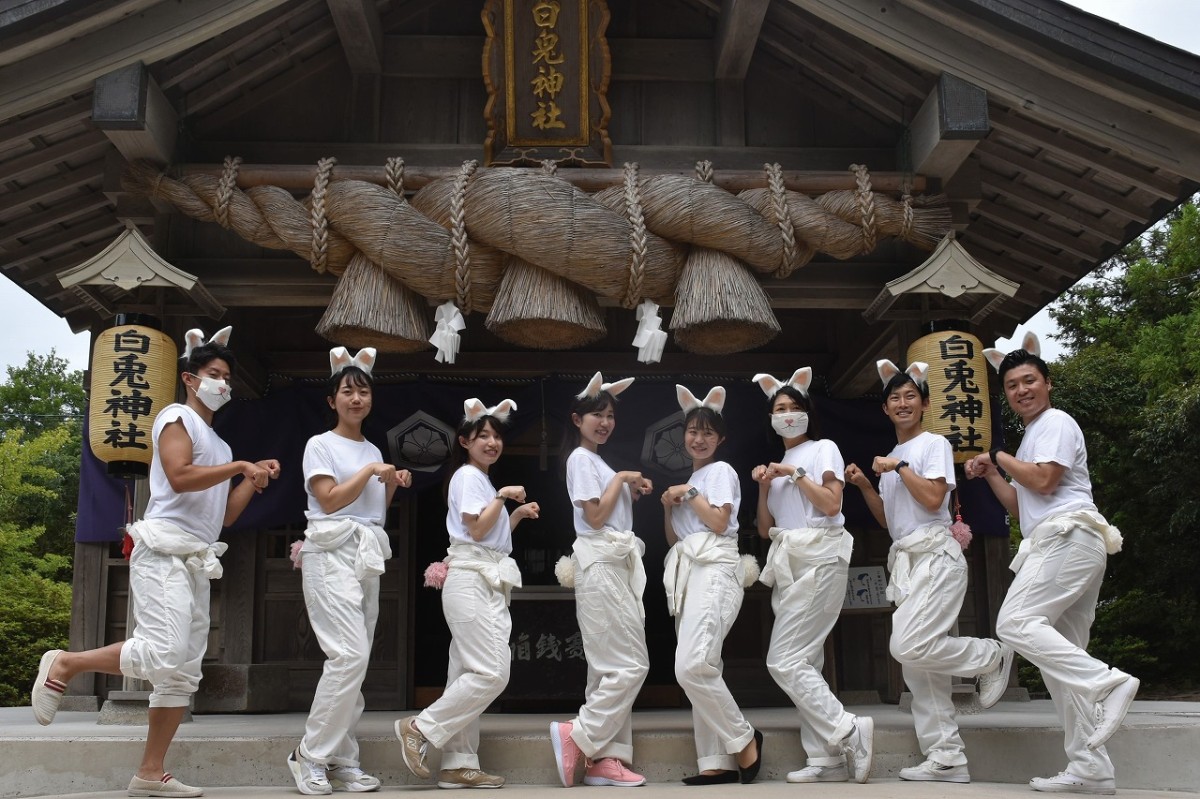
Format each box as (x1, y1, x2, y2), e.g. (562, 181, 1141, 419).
(877, 359, 929, 389)
(182, 326, 232, 360)
(983, 331, 1041, 373)
(676, 384, 726, 415)
(752, 367, 812, 398)
(463, 398, 517, 424)
(576, 371, 635, 400)
(329, 346, 377, 377)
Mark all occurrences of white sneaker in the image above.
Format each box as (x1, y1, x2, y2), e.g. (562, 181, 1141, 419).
(841, 716, 874, 783)
(786, 764, 848, 783)
(287, 748, 332, 795)
(1087, 674, 1140, 749)
(979, 643, 1015, 708)
(327, 764, 380, 792)
(127, 773, 204, 797)
(1030, 771, 1116, 794)
(898, 760, 970, 783)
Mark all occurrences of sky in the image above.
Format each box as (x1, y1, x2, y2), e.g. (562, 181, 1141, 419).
(2, 1, 1198, 375)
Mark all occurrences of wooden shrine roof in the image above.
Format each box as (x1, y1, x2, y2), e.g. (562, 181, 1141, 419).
(1, 0, 1197, 395)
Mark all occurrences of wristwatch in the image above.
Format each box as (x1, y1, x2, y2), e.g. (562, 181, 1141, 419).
(494, 491, 506, 501)
(789, 466, 807, 484)
(989, 448, 1001, 466)
(895, 460, 910, 473)
(681, 486, 700, 502)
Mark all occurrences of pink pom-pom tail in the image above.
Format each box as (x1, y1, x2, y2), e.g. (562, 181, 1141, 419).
(424, 560, 449, 589)
(950, 490, 973, 549)
(289, 539, 304, 570)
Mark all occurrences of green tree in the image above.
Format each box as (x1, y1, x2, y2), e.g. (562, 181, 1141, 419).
(1045, 195, 1200, 688)
(0, 426, 75, 705)
(0, 350, 86, 438)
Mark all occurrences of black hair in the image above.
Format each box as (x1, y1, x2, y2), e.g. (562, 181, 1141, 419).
(325, 366, 374, 426)
(883, 372, 930, 401)
(683, 406, 727, 438)
(997, 349, 1051, 382)
(184, 342, 237, 376)
(767, 386, 823, 440)
(564, 390, 617, 452)
(452, 415, 507, 468)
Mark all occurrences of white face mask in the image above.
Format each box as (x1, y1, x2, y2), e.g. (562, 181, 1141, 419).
(189, 374, 232, 412)
(771, 411, 809, 438)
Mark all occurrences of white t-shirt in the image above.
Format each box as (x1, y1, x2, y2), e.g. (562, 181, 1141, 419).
(446, 464, 512, 554)
(672, 461, 741, 540)
(1014, 408, 1097, 534)
(145, 403, 233, 545)
(303, 430, 387, 526)
(767, 438, 846, 529)
(566, 447, 633, 535)
(878, 431, 955, 541)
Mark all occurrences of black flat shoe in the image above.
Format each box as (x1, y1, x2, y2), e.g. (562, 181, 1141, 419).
(739, 728, 765, 784)
(682, 771, 739, 785)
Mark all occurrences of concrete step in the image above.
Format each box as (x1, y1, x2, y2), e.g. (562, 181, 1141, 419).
(3, 702, 1198, 798)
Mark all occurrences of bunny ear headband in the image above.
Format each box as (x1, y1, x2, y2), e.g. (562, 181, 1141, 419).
(182, 326, 233, 360)
(876, 359, 929, 389)
(676, 384, 726, 415)
(982, 331, 1041, 373)
(329, 347, 377, 377)
(463, 398, 518, 424)
(576, 371, 635, 400)
(752, 367, 812, 398)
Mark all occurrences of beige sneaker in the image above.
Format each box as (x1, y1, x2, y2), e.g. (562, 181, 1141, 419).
(436, 768, 505, 789)
(395, 716, 431, 779)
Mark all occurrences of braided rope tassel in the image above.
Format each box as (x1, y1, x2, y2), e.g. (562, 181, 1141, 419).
(214, 155, 242, 230)
(851, 163, 877, 254)
(450, 159, 478, 313)
(310, 157, 337, 273)
(385, 156, 406, 200)
(622, 162, 648, 309)
(766, 163, 799, 278)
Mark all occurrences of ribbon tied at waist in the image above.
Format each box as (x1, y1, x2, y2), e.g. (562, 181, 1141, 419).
(127, 518, 228, 579)
(573, 529, 648, 621)
(446, 543, 523, 605)
(663, 532, 748, 617)
(760, 525, 853, 590)
(1010, 509, 1122, 574)
(304, 518, 392, 579)
(885, 523, 960, 606)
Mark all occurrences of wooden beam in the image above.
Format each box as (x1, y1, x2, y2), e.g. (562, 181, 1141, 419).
(0, 96, 93, 151)
(988, 107, 1181, 201)
(714, 79, 745, 147)
(975, 139, 1152, 223)
(327, 0, 383, 74)
(2, 216, 124, 274)
(174, 161, 927, 194)
(0, 160, 105, 216)
(0, 0, 296, 120)
(979, 169, 1128, 245)
(714, 0, 769, 79)
(976, 199, 1103, 263)
(91, 62, 178, 165)
(0, 0, 160, 67)
(0, 192, 111, 248)
(2, 130, 111, 185)
(905, 73, 989, 181)
(962, 222, 1076, 287)
(793, 0, 1200, 181)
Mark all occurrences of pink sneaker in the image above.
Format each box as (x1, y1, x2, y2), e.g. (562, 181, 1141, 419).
(584, 758, 646, 787)
(550, 721, 582, 787)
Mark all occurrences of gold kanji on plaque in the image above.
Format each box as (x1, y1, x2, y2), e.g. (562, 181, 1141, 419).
(483, 0, 612, 167)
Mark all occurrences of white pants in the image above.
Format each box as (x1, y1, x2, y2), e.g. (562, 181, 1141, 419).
(766, 558, 855, 767)
(417, 568, 512, 770)
(120, 543, 211, 708)
(997, 527, 1123, 780)
(571, 559, 649, 763)
(890, 549, 1000, 767)
(298, 544, 380, 767)
(674, 560, 753, 772)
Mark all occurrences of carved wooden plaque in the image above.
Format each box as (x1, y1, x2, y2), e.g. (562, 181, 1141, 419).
(483, 0, 612, 167)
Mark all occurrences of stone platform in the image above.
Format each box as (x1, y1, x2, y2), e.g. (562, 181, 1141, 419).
(3, 701, 1198, 798)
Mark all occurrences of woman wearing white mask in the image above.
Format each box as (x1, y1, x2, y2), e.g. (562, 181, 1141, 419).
(31, 327, 281, 798)
(845, 360, 1011, 786)
(662, 385, 763, 786)
(286, 348, 412, 795)
(750, 369, 874, 784)
(966, 333, 1136, 795)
